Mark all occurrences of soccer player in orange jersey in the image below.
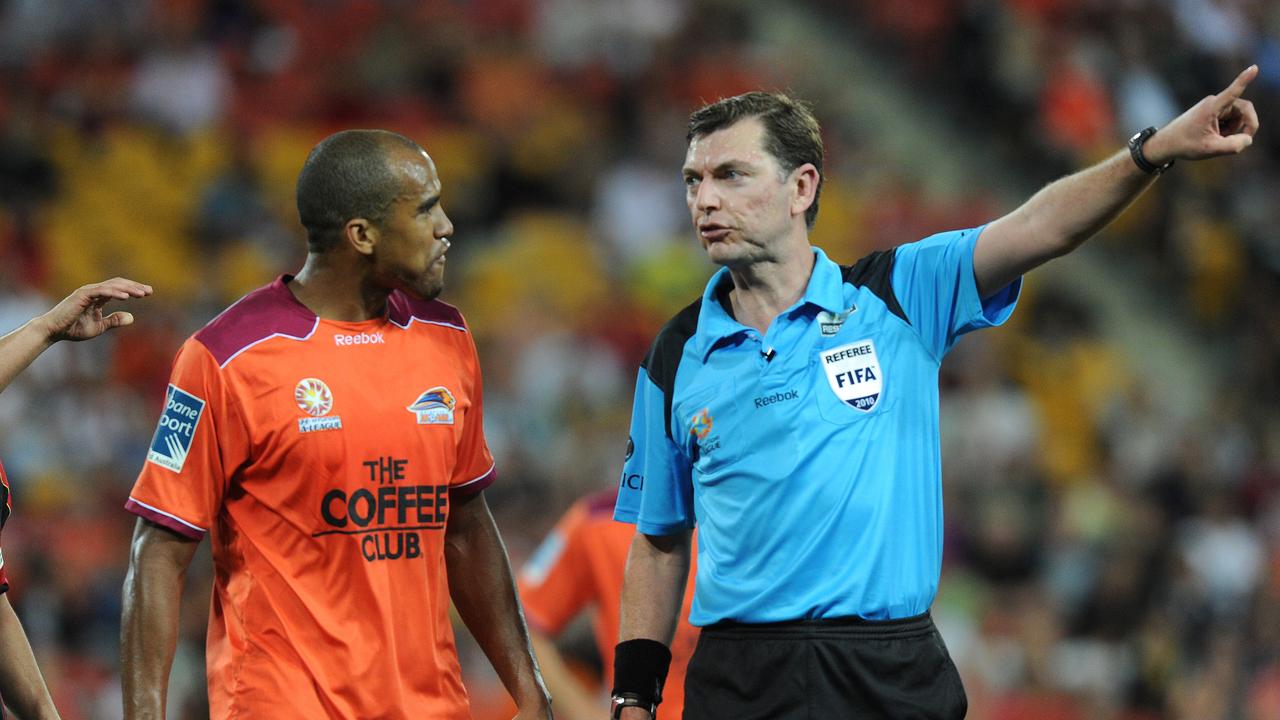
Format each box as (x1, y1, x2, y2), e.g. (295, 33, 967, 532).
(0, 277, 153, 720)
(120, 131, 551, 719)
(518, 489, 698, 720)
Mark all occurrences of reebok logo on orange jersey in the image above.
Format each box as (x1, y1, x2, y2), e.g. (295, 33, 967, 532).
(334, 332, 385, 346)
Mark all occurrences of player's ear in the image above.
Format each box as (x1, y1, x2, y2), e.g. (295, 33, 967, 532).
(344, 218, 378, 256)
(790, 163, 819, 220)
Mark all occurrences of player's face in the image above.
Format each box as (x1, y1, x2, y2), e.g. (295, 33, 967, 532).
(682, 118, 795, 268)
(372, 148, 455, 301)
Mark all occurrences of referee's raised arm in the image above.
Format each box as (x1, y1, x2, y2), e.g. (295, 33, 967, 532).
(974, 65, 1260, 297)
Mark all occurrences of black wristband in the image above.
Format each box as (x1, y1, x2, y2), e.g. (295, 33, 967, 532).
(1128, 126, 1174, 175)
(612, 638, 672, 707)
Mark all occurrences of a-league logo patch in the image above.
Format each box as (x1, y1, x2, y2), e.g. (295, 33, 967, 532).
(820, 339, 882, 412)
(295, 378, 334, 416)
(147, 384, 206, 472)
(689, 408, 713, 440)
(295, 378, 343, 433)
(408, 387, 456, 425)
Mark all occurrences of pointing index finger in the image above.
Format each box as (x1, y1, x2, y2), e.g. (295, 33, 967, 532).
(1216, 65, 1259, 109)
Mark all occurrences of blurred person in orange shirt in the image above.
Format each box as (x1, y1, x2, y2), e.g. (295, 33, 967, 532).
(0, 277, 153, 720)
(518, 488, 698, 720)
(120, 130, 550, 720)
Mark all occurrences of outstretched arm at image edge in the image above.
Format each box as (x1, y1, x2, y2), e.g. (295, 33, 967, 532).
(0, 278, 152, 394)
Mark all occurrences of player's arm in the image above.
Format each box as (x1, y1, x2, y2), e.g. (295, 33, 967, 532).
(0, 593, 60, 720)
(0, 278, 152, 394)
(975, 65, 1260, 297)
(121, 519, 199, 720)
(445, 491, 552, 719)
(615, 529, 692, 720)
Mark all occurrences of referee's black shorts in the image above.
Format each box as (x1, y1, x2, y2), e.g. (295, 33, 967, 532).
(680, 612, 966, 720)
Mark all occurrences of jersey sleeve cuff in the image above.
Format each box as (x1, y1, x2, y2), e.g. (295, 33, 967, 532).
(635, 518, 694, 537)
(978, 276, 1022, 327)
(613, 507, 694, 536)
(125, 498, 207, 541)
(450, 463, 496, 497)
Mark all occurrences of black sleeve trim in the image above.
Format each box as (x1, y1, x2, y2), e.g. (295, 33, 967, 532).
(640, 298, 703, 441)
(841, 249, 908, 325)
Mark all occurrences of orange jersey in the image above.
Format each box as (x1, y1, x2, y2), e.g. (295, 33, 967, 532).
(517, 490, 699, 717)
(127, 276, 496, 719)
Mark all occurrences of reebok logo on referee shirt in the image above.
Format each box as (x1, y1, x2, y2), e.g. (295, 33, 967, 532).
(754, 390, 799, 408)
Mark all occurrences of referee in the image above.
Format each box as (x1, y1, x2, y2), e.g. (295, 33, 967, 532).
(610, 68, 1260, 719)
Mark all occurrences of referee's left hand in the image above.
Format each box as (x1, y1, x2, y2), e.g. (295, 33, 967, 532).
(1141, 64, 1261, 165)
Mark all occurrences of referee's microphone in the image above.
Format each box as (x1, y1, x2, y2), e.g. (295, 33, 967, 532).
(761, 347, 777, 362)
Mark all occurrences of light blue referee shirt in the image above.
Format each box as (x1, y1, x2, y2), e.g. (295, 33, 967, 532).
(614, 226, 1021, 625)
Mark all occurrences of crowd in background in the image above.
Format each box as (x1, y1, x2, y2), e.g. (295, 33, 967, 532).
(0, 1, 1276, 718)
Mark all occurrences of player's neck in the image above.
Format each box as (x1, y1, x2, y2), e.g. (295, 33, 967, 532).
(725, 241, 814, 334)
(289, 254, 389, 322)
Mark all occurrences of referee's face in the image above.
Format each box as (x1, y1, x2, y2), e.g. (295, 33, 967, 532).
(370, 148, 455, 301)
(683, 117, 795, 268)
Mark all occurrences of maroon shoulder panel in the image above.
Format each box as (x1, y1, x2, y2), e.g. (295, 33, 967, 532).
(387, 291, 466, 330)
(195, 276, 319, 366)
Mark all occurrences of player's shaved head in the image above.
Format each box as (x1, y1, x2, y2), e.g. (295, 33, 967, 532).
(296, 129, 425, 253)
(688, 92, 824, 228)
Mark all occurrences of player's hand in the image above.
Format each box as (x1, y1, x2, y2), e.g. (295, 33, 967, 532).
(616, 709, 652, 720)
(1144, 65, 1260, 165)
(36, 278, 153, 343)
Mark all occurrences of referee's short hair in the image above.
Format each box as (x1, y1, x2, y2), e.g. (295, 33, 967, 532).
(296, 129, 423, 253)
(687, 92, 824, 228)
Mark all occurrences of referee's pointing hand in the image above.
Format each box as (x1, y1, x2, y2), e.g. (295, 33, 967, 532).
(1137, 64, 1261, 166)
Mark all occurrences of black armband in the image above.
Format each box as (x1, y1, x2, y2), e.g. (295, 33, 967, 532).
(612, 638, 672, 709)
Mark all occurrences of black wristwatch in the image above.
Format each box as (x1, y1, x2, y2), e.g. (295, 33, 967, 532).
(1128, 126, 1175, 175)
(611, 693, 658, 719)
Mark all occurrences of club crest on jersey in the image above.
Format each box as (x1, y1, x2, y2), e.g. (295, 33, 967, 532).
(295, 378, 343, 433)
(817, 305, 856, 337)
(408, 387, 456, 425)
(147, 384, 206, 472)
(821, 339, 882, 412)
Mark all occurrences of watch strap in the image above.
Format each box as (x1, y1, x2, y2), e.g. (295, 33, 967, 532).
(1129, 126, 1174, 175)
